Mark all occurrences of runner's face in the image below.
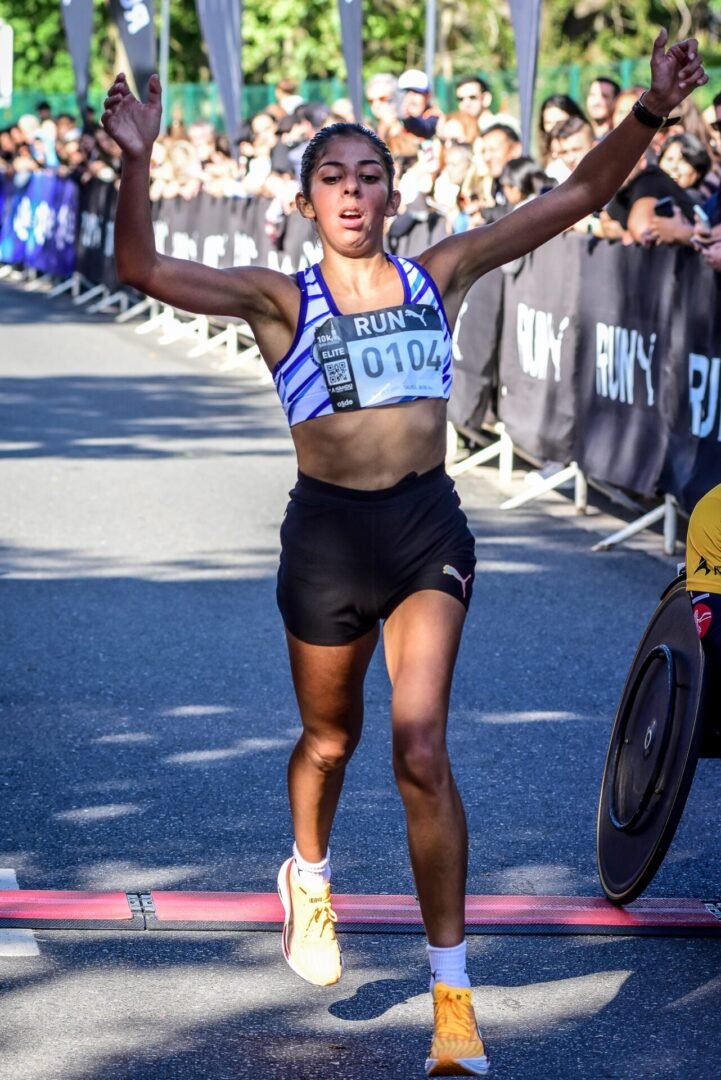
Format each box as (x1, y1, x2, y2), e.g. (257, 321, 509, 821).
(304, 136, 397, 247)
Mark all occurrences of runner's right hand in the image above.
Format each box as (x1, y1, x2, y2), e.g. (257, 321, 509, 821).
(101, 72, 162, 159)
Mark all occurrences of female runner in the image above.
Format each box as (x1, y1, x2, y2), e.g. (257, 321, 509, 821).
(102, 33, 706, 1076)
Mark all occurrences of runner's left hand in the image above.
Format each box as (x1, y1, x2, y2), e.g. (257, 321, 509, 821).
(645, 29, 708, 115)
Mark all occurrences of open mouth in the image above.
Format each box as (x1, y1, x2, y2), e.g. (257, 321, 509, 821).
(339, 209, 364, 224)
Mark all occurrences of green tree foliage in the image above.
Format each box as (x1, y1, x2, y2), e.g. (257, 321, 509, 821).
(1, 0, 718, 95)
(544, 0, 720, 65)
(244, 0, 341, 81)
(0, 0, 76, 94)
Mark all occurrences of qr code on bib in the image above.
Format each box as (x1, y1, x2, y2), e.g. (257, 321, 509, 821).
(325, 359, 352, 385)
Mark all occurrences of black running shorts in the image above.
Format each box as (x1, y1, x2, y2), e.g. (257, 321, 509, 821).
(276, 464, 477, 646)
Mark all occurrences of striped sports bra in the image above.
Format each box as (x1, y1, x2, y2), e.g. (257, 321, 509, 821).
(272, 255, 453, 427)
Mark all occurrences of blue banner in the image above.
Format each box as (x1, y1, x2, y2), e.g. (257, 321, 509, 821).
(0, 175, 78, 276)
(0, 176, 13, 231)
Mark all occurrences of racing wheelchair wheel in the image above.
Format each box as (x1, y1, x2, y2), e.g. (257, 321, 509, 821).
(596, 577, 706, 905)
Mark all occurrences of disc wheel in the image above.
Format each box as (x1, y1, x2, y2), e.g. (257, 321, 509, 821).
(597, 579, 706, 905)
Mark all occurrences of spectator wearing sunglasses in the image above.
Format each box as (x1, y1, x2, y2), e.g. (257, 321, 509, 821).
(364, 73, 399, 141)
(454, 76, 495, 134)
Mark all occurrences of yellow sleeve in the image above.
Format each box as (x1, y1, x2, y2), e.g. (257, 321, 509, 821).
(686, 483, 721, 594)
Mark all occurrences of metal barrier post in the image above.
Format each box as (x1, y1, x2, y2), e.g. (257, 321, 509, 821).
(500, 461, 578, 511)
(592, 502, 667, 552)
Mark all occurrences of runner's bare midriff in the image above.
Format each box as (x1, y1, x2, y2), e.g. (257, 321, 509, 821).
(290, 397, 447, 489)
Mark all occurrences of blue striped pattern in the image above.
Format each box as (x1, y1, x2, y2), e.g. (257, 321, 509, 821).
(272, 257, 453, 427)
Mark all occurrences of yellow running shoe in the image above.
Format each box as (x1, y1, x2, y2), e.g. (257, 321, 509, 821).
(277, 857, 342, 987)
(425, 982, 490, 1076)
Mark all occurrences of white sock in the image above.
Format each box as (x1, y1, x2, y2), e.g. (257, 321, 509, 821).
(292, 842, 331, 891)
(427, 941, 471, 990)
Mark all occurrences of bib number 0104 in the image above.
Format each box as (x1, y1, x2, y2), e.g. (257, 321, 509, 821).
(360, 337, 442, 379)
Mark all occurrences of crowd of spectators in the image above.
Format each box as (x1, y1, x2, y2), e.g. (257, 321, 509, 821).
(2, 70, 721, 270)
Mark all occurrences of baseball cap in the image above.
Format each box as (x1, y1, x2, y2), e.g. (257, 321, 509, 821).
(398, 69, 430, 93)
(480, 111, 522, 136)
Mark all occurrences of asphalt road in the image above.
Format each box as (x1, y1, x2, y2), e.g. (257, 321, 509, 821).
(1, 279, 719, 1080)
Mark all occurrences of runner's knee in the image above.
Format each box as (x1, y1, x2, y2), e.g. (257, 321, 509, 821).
(392, 723, 450, 793)
(301, 728, 360, 774)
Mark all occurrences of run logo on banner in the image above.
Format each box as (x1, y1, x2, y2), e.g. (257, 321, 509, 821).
(516, 302, 570, 383)
(689, 352, 721, 441)
(595, 323, 656, 407)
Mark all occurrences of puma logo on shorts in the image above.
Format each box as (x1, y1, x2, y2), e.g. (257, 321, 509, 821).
(443, 564, 473, 601)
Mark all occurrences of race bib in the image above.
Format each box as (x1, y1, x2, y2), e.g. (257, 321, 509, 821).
(313, 303, 446, 412)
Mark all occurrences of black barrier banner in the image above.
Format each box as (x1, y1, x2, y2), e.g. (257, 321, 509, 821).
(60, 0, 94, 114)
(660, 248, 721, 514)
(75, 180, 119, 289)
(338, 0, 363, 123)
(195, 0, 243, 144)
(448, 271, 504, 431)
(281, 208, 321, 271)
(109, 0, 156, 102)
(391, 214, 447, 258)
(149, 190, 320, 274)
(497, 232, 581, 464)
(575, 238, 676, 495)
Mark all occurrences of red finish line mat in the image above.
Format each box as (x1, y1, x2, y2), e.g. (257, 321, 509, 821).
(1, 890, 721, 936)
(0, 890, 144, 929)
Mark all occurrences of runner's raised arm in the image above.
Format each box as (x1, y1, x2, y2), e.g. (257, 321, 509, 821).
(101, 73, 297, 336)
(422, 30, 708, 318)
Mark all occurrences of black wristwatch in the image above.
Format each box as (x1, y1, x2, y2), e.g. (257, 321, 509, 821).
(632, 91, 681, 130)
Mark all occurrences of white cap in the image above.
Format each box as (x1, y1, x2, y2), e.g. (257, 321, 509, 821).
(398, 69, 430, 93)
(280, 93, 304, 115)
(481, 111, 522, 136)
